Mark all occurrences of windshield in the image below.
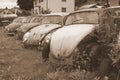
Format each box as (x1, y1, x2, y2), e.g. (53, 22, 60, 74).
(31, 16, 43, 23)
(13, 17, 24, 23)
(65, 11, 99, 25)
(41, 15, 62, 25)
(22, 17, 32, 23)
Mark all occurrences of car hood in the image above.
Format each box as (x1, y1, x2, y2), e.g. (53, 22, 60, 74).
(50, 24, 96, 58)
(23, 24, 62, 45)
(17, 23, 41, 32)
(5, 23, 23, 30)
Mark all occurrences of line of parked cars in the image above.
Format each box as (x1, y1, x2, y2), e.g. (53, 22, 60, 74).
(4, 6, 120, 78)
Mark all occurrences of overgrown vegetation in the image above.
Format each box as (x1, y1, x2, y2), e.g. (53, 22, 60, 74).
(47, 15, 120, 80)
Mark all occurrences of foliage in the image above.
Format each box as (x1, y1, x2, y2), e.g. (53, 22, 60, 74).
(75, 0, 87, 7)
(45, 69, 110, 80)
(75, 0, 87, 3)
(48, 15, 120, 80)
(19, 10, 32, 16)
(17, 0, 34, 10)
(95, 17, 120, 61)
(44, 15, 120, 80)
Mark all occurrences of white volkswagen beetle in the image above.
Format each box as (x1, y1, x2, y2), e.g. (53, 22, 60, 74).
(50, 8, 101, 64)
(49, 7, 120, 74)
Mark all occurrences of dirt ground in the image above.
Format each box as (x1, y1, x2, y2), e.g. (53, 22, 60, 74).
(0, 27, 55, 80)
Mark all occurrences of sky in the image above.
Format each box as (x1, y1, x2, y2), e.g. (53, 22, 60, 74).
(0, 0, 17, 9)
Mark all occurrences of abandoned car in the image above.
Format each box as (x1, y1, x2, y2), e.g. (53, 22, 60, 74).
(22, 13, 68, 48)
(5, 16, 33, 36)
(48, 7, 120, 77)
(16, 15, 44, 40)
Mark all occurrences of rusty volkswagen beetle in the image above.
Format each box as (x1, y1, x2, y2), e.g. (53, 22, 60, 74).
(49, 7, 120, 75)
(22, 13, 69, 48)
(5, 16, 33, 36)
(16, 15, 44, 40)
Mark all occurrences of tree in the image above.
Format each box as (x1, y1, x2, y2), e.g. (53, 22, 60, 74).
(17, 0, 34, 10)
(75, 0, 87, 7)
(75, 0, 87, 3)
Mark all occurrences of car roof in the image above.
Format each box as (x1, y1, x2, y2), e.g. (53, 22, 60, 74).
(30, 14, 45, 17)
(66, 8, 104, 18)
(79, 4, 103, 9)
(107, 6, 120, 9)
(73, 8, 103, 13)
(45, 12, 69, 17)
(73, 6, 120, 14)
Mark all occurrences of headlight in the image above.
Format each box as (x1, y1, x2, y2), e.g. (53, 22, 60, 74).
(39, 41, 42, 45)
(23, 32, 30, 43)
(7, 28, 9, 31)
(5, 27, 9, 32)
(45, 33, 52, 43)
(45, 39, 49, 43)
